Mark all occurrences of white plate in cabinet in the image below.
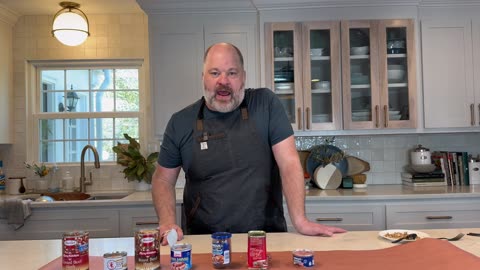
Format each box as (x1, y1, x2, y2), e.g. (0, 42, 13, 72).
(386, 201, 480, 230)
(284, 203, 385, 231)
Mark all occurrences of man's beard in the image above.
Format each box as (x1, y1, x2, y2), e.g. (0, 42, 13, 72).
(204, 85, 245, 113)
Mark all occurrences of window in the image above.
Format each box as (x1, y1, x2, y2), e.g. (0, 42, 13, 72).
(30, 60, 144, 163)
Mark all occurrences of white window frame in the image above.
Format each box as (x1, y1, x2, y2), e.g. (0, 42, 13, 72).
(26, 59, 147, 164)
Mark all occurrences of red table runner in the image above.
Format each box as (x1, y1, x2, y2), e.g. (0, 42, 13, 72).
(40, 238, 480, 270)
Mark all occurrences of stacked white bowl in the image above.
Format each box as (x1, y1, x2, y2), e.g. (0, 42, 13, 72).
(387, 64, 405, 83)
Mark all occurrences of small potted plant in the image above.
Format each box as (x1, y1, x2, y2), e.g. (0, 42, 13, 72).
(112, 134, 159, 190)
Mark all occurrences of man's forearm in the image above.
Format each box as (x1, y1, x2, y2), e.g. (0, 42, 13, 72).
(281, 162, 307, 229)
(152, 180, 177, 225)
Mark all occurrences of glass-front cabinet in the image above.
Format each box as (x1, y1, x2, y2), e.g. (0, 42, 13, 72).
(265, 19, 416, 131)
(342, 19, 416, 129)
(265, 22, 342, 131)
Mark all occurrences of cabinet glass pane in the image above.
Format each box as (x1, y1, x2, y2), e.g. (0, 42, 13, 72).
(386, 27, 409, 121)
(274, 30, 295, 123)
(350, 28, 372, 121)
(310, 29, 332, 123)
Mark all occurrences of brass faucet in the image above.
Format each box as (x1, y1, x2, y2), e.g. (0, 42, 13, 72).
(80, 144, 101, 193)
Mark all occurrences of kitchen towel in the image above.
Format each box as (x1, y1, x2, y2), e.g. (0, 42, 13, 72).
(0, 198, 32, 230)
(39, 238, 480, 270)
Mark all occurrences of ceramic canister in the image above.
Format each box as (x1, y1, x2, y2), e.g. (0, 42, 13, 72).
(410, 145, 432, 165)
(469, 161, 480, 185)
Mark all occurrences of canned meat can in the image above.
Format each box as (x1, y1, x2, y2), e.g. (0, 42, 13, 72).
(135, 229, 160, 270)
(247, 230, 268, 270)
(170, 243, 192, 270)
(62, 231, 89, 270)
(104, 251, 128, 270)
(292, 249, 314, 267)
(212, 232, 232, 268)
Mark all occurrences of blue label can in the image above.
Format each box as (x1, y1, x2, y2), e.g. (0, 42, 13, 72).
(293, 249, 314, 267)
(171, 243, 192, 270)
(212, 232, 232, 268)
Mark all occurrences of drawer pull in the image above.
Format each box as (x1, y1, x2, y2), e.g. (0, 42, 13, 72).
(426, 216, 452, 220)
(297, 107, 302, 130)
(375, 105, 379, 128)
(306, 107, 311, 130)
(135, 221, 159, 226)
(315, 217, 343, 222)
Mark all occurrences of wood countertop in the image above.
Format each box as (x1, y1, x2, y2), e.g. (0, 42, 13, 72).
(2, 229, 479, 269)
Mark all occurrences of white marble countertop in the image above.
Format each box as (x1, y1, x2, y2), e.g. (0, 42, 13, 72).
(1, 228, 479, 269)
(1, 185, 480, 208)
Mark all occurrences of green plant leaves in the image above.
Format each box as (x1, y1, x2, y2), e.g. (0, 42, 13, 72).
(113, 133, 159, 184)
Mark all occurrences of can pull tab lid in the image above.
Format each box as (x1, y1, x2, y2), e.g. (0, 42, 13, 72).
(166, 229, 178, 248)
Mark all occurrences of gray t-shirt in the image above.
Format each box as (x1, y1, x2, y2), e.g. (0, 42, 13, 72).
(158, 88, 293, 173)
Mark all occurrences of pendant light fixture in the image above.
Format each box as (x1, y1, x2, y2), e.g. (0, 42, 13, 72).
(51, 1, 90, 46)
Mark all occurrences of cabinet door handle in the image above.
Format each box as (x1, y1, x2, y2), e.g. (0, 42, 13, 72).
(384, 105, 389, 128)
(426, 216, 452, 220)
(478, 104, 480, 125)
(306, 107, 311, 130)
(315, 217, 343, 222)
(375, 105, 379, 128)
(135, 221, 159, 226)
(297, 107, 302, 130)
(470, 104, 475, 126)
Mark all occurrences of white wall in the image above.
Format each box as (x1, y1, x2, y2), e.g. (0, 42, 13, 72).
(0, 13, 151, 192)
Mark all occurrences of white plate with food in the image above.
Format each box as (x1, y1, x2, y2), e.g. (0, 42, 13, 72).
(379, 229, 430, 242)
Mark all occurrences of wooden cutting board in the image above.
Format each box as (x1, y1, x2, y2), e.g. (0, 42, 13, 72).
(39, 238, 480, 270)
(345, 155, 370, 176)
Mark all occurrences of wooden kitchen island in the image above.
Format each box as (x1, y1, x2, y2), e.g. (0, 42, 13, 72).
(1, 229, 479, 269)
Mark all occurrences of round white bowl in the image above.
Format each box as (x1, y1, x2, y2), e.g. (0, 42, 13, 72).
(350, 46, 369, 55)
(310, 48, 325, 56)
(388, 69, 405, 82)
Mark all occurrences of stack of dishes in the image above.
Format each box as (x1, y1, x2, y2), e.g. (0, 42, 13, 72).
(351, 73, 369, 85)
(310, 48, 325, 56)
(312, 114, 330, 122)
(352, 110, 371, 121)
(387, 64, 406, 83)
(275, 82, 294, 94)
(350, 46, 369, 55)
(389, 110, 402, 120)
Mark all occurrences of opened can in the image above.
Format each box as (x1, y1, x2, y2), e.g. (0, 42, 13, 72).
(62, 231, 89, 270)
(104, 251, 127, 270)
(293, 249, 314, 267)
(171, 243, 192, 270)
(135, 229, 160, 270)
(247, 230, 268, 269)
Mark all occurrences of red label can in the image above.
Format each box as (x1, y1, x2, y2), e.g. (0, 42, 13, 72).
(247, 230, 268, 269)
(62, 231, 89, 270)
(134, 229, 160, 270)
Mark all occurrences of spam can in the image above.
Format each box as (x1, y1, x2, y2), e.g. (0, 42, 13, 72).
(247, 230, 268, 269)
(104, 251, 127, 270)
(171, 243, 192, 270)
(292, 249, 314, 267)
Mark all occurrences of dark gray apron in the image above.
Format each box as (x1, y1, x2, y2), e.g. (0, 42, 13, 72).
(182, 97, 287, 234)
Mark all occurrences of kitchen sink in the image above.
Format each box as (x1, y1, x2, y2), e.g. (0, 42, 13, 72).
(34, 192, 131, 201)
(87, 194, 130, 200)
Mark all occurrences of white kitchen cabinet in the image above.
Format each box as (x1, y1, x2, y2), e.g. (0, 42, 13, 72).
(422, 19, 478, 128)
(386, 200, 480, 229)
(0, 207, 119, 240)
(284, 202, 385, 231)
(118, 204, 182, 237)
(0, 19, 13, 143)
(146, 14, 258, 140)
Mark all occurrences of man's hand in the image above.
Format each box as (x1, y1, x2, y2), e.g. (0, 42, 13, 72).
(158, 223, 184, 246)
(295, 219, 347, 237)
